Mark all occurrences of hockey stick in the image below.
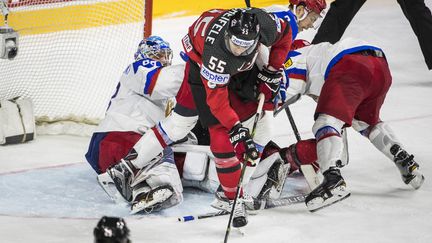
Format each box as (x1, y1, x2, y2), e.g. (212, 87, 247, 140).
(285, 106, 301, 141)
(178, 194, 306, 222)
(245, 0, 251, 8)
(178, 210, 228, 222)
(223, 93, 265, 243)
(285, 107, 321, 189)
(273, 94, 301, 117)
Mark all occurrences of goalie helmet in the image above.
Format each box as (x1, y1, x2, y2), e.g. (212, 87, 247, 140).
(93, 216, 130, 243)
(134, 36, 173, 66)
(224, 10, 260, 56)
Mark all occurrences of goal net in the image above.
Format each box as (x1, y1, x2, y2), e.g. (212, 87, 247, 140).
(0, 0, 151, 133)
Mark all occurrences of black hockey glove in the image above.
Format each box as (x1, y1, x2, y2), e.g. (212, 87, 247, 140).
(229, 123, 259, 161)
(257, 67, 283, 102)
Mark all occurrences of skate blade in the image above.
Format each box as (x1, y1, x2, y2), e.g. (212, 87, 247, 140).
(130, 188, 173, 214)
(97, 173, 128, 203)
(307, 191, 351, 212)
(410, 172, 425, 190)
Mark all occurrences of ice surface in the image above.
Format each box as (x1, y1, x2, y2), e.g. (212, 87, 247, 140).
(1, 0, 432, 242)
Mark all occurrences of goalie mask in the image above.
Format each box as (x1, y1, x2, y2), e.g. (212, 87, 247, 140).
(93, 216, 131, 243)
(224, 10, 260, 57)
(135, 36, 173, 66)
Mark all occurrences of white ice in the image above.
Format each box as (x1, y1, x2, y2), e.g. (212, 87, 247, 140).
(1, 0, 432, 242)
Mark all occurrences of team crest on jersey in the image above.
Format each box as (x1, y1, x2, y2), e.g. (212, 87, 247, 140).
(200, 66, 230, 86)
(284, 58, 293, 69)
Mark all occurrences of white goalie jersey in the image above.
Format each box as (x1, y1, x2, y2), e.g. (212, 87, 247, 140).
(96, 59, 185, 133)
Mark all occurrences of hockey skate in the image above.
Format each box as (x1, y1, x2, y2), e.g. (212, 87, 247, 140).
(211, 187, 255, 211)
(97, 152, 138, 203)
(390, 144, 425, 189)
(130, 184, 174, 214)
(257, 158, 290, 200)
(210, 190, 249, 228)
(305, 167, 350, 212)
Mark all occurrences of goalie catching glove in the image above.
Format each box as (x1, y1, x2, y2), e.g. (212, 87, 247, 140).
(229, 123, 259, 162)
(257, 67, 283, 102)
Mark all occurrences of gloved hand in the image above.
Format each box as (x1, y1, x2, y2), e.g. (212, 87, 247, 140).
(229, 123, 259, 162)
(257, 67, 283, 102)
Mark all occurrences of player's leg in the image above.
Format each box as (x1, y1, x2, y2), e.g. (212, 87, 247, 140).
(208, 124, 248, 228)
(353, 56, 424, 189)
(304, 55, 370, 211)
(397, 0, 432, 69)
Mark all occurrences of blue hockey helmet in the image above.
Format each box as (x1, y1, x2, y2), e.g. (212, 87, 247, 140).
(134, 36, 173, 66)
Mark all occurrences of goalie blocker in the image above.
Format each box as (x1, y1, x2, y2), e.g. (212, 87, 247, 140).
(0, 97, 36, 145)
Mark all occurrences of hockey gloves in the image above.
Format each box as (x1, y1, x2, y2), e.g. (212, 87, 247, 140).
(229, 123, 259, 163)
(257, 67, 283, 102)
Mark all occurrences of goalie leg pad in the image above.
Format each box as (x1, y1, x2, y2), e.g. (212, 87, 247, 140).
(133, 128, 166, 168)
(159, 111, 198, 142)
(182, 151, 209, 181)
(246, 152, 290, 200)
(183, 157, 219, 193)
(130, 148, 183, 213)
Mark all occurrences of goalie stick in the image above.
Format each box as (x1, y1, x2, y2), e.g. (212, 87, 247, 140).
(178, 194, 306, 222)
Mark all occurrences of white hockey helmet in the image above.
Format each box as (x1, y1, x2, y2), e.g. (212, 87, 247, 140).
(134, 36, 173, 66)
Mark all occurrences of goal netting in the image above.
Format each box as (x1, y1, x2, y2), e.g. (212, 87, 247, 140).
(0, 0, 151, 134)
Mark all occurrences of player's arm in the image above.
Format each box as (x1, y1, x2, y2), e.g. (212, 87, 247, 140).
(149, 64, 185, 100)
(281, 50, 308, 103)
(267, 18, 292, 70)
(121, 59, 164, 97)
(252, 8, 293, 70)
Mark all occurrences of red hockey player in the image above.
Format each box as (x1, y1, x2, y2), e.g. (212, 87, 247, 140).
(177, 8, 292, 227)
(283, 38, 425, 212)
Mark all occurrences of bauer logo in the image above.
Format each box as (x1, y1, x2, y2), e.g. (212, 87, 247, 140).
(182, 34, 193, 52)
(200, 66, 230, 85)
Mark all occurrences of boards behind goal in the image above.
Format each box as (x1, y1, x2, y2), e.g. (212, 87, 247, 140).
(0, 0, 152, 135)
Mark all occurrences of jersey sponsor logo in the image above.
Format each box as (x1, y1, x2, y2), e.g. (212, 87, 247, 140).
(182, 34, 193, 52)
(200, 65, 230, 85)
